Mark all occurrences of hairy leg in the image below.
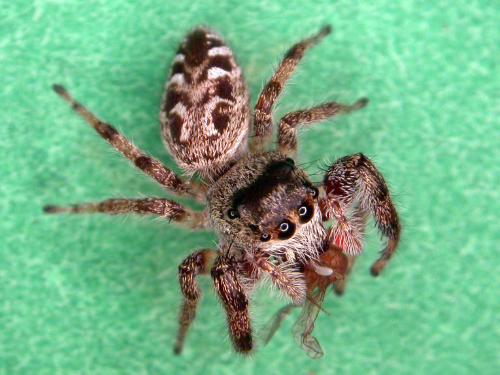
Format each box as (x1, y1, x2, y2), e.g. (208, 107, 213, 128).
(211, 253, 253, 353)
(250, 26, 332, 153)
(321, 153, 401, 275)
(52, 85, 206, 199)
(175, 249, 218, 354)
(321, 202, 368, 257)
(43, 198, 208, 230)
(256, 257, 305, 302)
(277, 98, 368, 158)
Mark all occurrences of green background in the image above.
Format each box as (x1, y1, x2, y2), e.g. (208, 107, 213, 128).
(2, 0, 499, 374)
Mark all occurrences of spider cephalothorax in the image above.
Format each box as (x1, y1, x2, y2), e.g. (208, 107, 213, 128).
(208, 152, 325, 263)
(45, 25, 401, 358)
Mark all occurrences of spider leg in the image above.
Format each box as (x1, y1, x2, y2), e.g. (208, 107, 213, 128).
(321, 153, 401, 275)
(277, 99, 368, 158)
(52, 84, 206, 200)
(43, 198, 209, 230)
(250, 26, 332, 153)
(321, 202, 368, 262)
(256, 258, 305, 303)
(211, 253, 253, 353)
(175, 249, 218, 354)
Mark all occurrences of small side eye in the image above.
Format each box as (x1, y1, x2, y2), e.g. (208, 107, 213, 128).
(227, 208, 239, 219)
(298, 203, 314, 223)
(311, 187, 319, 199)
(278, 220, 296, 240)
(260, 233, 271, 242)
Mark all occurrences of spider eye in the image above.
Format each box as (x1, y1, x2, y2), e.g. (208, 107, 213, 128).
(227, 208, 239, 219)
(311, 187, 319, 199)
(278, 220, 295, 240)
(298, 203, 314, 223)
(260, 233, 271, 242)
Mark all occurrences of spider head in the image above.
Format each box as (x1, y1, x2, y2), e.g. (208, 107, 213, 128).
(208, 152, 325, 261)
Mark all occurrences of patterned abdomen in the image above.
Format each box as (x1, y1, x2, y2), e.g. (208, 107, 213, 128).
(160, 27, 250, 180)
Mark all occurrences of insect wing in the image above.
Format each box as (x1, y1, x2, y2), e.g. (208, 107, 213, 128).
(260, 304, 298, 345)
(291, 287, 327, 359)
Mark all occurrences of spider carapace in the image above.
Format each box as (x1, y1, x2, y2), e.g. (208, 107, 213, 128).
(45, 25, 401, 358)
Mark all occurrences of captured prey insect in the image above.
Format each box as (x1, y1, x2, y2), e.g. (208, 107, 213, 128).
(44, 25, 401, 357)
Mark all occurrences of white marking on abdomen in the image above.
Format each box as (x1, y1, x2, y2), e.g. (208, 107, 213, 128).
(208, 46, 232, 57)
(169, 73, 185, 86)
(173, 54, 185, 63)
(208, 67, 230, 79)
(170, 102, 189, 118)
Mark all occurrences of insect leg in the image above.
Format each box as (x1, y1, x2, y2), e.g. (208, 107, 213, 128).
(333, 254, 357, 296)
(276, 99, 368, 158)
(175, 249, 219, 354)
(321, 153, 401, 275)
(292, 288, 327, 359)
(43, 198, 208, 230)
(211, 253, 253, 353)
(251, 26, 332, 153)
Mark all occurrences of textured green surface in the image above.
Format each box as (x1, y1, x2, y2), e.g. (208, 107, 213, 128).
(1, 0, 499, 374)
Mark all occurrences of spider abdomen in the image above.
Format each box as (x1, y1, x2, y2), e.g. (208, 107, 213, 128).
(160, 27, 250, 180)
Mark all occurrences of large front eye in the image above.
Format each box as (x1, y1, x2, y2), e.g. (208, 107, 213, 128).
(278, 220, 295, 240)
(298, 202, 314, 223)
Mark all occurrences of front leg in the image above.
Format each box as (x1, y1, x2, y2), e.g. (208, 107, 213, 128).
(211, 254, 253, 353)
(175, 249, 218, 354)
(321, 153, 401, 275)
(256, 258, 306, 303)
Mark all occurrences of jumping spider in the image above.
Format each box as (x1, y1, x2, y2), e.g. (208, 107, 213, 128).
(45, 25, 401, 358)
